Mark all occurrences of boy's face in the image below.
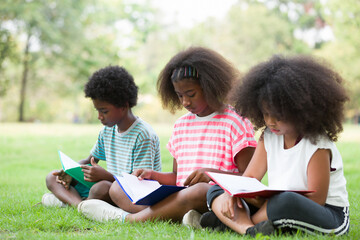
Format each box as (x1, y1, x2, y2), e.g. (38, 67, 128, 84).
(92, 99, 126, 127)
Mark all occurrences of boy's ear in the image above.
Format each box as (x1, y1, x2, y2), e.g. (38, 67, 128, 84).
(119, 104, 129, 111)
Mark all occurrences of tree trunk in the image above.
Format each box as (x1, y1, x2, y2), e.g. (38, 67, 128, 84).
(18, 34, 31, 122)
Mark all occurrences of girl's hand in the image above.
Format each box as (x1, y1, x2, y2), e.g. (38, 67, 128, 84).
(53, 170, 72, 189)
(219, 192, 239, 219)
(220, 193, 248, 220)
(133, 169, 153, 180)
(80, 157, 107, 182)
(244, 196, 265, 208)
(183, 169, 211, 186)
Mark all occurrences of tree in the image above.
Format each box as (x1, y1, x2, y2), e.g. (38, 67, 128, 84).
(137, 2, 311, 77)
(235, 0, 360, 118)
(0, 0, 94, 121)
(0, 28, 16, 97)
(0, 0, 158, 122)
(318, 0, 360, 121)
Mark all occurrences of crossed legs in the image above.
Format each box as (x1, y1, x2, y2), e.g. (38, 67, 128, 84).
(109, 181, 212, 222)
(45, 170, 114, 207)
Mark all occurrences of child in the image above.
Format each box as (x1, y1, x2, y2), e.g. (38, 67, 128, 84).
(42, 65, 161, 207)
(77, 47, 257, 224)
(206, 55, 350, 236)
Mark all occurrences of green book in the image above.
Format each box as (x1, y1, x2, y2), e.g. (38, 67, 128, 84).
(58, 151, 96, 189)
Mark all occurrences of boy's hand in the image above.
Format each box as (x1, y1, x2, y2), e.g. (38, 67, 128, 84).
(133, 169, 153, 180)
(183, 168, 211, 186)
(53, 170, 72, 190)
(80, 157, 107, 182)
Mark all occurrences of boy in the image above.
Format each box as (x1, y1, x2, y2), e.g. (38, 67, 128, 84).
(42, 65, 161, 207)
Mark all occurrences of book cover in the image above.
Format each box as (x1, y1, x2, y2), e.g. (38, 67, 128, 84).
(114, 172, 186, 205)
(206, 172, 314, 198)
(58, 151, 95, 189)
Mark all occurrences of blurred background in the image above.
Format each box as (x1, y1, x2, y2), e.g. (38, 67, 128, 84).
(0, 0, 359, 125)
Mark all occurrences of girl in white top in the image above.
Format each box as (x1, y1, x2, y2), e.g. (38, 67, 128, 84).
(207, 55, 350, 236)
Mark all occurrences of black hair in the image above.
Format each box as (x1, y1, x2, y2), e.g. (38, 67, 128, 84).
(84, 65, 138, 108)
(231, 55, 349, 143)
(157, 46, 239, 113)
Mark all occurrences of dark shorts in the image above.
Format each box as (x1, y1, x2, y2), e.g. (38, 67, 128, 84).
(207, 184, 225, 210)
(74, 182, 90, 199)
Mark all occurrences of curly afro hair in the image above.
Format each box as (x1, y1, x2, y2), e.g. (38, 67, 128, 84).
(157, 46, 239, 113)
(84, 65, 138, 108)
(231, 55, 349, 143)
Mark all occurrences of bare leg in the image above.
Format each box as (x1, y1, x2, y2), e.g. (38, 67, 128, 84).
(251, 201, 268, 224)
(88, 180, 114, 204)
(109, 181, 147, 213)
(45, 170, 82, 207)
(211, 194, 254, 234)
(125, 183, 211, 222)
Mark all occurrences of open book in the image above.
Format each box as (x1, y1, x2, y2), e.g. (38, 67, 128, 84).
(114, 172, 186, 205)
(206, 172, 314, 198)
(58, 151, 96, 189)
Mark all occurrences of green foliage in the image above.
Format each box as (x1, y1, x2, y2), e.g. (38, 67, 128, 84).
(0, 0, 359, 122)
(0, 28, 15, 94)
(245, 0, 360, 117)
(224, 3, 311, 68)
(0, 0, 158, 122)
(317, 0, 360, 116)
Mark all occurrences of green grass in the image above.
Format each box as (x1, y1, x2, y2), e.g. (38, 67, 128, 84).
(0, 123, 359, 239)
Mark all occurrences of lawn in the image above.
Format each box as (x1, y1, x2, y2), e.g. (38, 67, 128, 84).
(0, 123, 359, 239)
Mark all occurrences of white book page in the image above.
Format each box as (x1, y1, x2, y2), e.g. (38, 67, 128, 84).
(208, 172, 269, 193)
(115, 174, 135, 200)
(121, 172, 161, 202)
(59, 151, 79, 171)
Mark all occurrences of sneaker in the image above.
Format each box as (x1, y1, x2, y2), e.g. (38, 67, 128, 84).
(78, 199, 128, 222)
(245, 220, 275, 237)
(182, 209, 202, 229)
(200, 211, 228, 231)
(42, 193, 67, 208)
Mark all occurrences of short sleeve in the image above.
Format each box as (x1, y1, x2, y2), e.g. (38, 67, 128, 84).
(231, 117, 257, 160)
(132, 133, 162, 172)
(90, 127, 106, 161)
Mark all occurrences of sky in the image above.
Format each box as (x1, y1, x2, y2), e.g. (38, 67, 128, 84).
(144, 0, 237, 28)
(147, 0, 334, 47)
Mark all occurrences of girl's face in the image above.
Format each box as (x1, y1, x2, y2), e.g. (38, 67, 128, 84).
(92, 99, 126, 127)
(173, 78, 213, 117)
(262, 107, 297, 139)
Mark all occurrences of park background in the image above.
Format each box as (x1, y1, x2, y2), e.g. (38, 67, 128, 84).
(1, 0, 360, 239)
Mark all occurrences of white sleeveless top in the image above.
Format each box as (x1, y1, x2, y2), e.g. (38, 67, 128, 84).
(264, 129, 349, 207)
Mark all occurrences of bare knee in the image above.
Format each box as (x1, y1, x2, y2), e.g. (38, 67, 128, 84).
(88, 180, 112, 200)
(186, 183, 210, 201)
(178, 183, 210, 211)
(109, 181, 146, 212)
(109, 181, 121, 200)
(45, 170, 58, 190)
(109, 181, 129, 207)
